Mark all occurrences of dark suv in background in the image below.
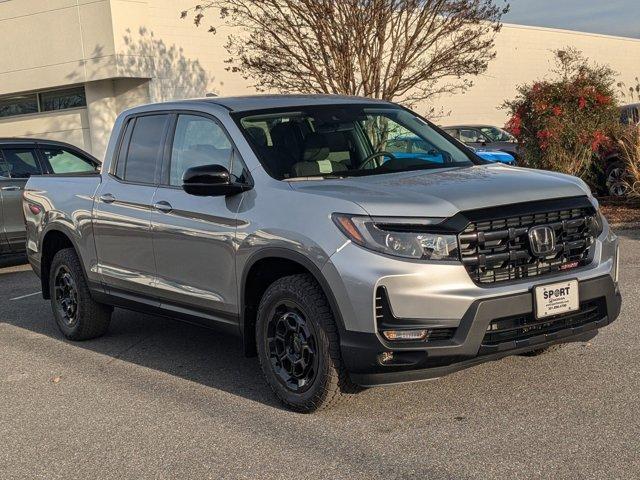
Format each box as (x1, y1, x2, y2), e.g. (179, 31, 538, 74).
(604, 103, 640, 197)
(0, 139, 99, 258)
(620, 103, 639, 126)
(587, 104, 640, 197)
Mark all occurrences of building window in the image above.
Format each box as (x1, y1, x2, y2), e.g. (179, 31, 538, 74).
(40, 87, 87, 112)
(0, 94, 38, 118)
(0, 86, 87, 119)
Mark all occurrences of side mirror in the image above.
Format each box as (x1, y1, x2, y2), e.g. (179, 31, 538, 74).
(182, 164, 250, 197)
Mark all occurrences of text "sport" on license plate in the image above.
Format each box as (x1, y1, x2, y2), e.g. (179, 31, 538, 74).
(534, 279, 579, 319)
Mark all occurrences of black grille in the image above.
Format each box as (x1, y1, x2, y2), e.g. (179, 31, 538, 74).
(482, 298, 606, 346)
(459, 202, 596, 284)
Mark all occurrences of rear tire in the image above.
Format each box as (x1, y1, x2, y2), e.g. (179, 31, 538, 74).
(256, 274, 361, 412)
(49, 248, 112, 340)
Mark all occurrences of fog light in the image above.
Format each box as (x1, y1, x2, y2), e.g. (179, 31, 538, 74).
(382, 329, 428, 341)
(378, 351, 394, 364)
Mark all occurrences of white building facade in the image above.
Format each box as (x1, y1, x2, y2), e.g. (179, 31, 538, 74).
(1, 0, 639, 159)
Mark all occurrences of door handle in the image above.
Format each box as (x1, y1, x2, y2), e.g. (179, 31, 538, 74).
(99, 193, 116, 204)
(153, 201, 173, 213)
(1, 186, 21, 191)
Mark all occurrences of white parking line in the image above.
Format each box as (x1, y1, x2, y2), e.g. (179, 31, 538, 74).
(10, 291, 41, 301)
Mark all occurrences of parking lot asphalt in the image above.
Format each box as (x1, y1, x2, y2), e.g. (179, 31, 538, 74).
(1, 230, 639, 480)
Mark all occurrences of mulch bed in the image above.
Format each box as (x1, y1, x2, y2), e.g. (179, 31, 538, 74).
(598, 196, 640, 228)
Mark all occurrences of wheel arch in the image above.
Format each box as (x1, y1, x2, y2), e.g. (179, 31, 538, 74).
(602, 152, 621, 166)
(39, 227, 89, 299)
(240, 248, 345, 357)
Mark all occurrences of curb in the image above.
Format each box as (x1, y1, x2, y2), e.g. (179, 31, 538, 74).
(611, 222, 640, 230)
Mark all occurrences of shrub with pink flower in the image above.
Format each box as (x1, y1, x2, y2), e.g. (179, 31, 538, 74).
(503, 48, 620, 185)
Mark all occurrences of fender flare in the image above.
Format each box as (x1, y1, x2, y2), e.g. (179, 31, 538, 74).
(239, 247, 347, 349)
(39, 223, 96, 298)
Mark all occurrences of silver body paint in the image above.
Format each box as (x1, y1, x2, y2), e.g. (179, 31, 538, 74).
(23, 96, 619, 341)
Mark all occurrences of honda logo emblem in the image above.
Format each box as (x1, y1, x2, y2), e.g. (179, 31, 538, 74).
(528, 226, 556, 257)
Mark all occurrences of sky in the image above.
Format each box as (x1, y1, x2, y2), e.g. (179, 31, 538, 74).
(503, 0, 640, 39)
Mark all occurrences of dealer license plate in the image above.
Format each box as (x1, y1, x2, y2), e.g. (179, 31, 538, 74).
(534, 280, 579, 319)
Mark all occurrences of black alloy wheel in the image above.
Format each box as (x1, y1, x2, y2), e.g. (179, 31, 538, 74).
(54, 265, 79, 327)
(48, 248, 112, 340)
(256, 274, 361, 412)
(266, 300, 319, 393)
(606, 163, 629, 197)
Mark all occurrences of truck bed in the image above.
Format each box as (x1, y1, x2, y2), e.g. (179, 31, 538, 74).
(23, 173, 103, 280)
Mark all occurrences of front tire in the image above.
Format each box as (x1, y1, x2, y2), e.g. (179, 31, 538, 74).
(256, 274, 360, 412)
(49, 248, 112, 340)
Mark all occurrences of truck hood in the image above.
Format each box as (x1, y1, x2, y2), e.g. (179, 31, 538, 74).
(289, 164, 592, 217)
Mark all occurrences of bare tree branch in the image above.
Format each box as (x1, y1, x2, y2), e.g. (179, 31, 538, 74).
(182, 0, 508, 107)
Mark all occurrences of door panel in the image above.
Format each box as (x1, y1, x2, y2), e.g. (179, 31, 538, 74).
(93, 113, 170, 300)
(0, 148, 43, 253)
(93, 179, 158, 299)
(1, 178, 27, 252)
(0, 178, 9, 253)
(151, 113, 247, 321)
(151, 187, 241, 318)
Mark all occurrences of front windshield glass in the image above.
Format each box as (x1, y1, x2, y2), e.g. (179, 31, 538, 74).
(237, 105, 476, 180)
(479, 126, 515, 143)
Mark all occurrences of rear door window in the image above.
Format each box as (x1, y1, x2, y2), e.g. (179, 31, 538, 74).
(0, 148, 42, 178)
(41, 147, 96, 174)
(117, 114, 170, 184)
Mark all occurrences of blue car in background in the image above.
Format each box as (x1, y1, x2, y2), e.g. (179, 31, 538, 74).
(469, 147, 515, 165)
(386, 135, 515, 165)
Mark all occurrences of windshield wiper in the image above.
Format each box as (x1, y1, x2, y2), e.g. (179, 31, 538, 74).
(286, 174, 346, 182)
(285, 163, 468, 181)
(375, 162, 466, 174)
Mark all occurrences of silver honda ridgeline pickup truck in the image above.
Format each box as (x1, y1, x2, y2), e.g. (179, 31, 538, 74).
(23, 95, 621, 412)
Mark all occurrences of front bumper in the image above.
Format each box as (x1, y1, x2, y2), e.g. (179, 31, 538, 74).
(323, 222, 618, 335)
(341, 274, 621, 386)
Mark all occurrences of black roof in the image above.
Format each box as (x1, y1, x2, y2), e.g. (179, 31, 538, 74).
(0, 138, 99, 161)
(0, 137, 77, 146)
(169, 94, 392, 112)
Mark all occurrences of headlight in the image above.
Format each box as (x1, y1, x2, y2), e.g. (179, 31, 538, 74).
(587, 208, 604, 238)
(332, 213, 459, 261)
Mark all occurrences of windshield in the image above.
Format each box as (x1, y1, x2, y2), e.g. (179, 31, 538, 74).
(479, 126, 515, 143)
(236, 105, 476, 180)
